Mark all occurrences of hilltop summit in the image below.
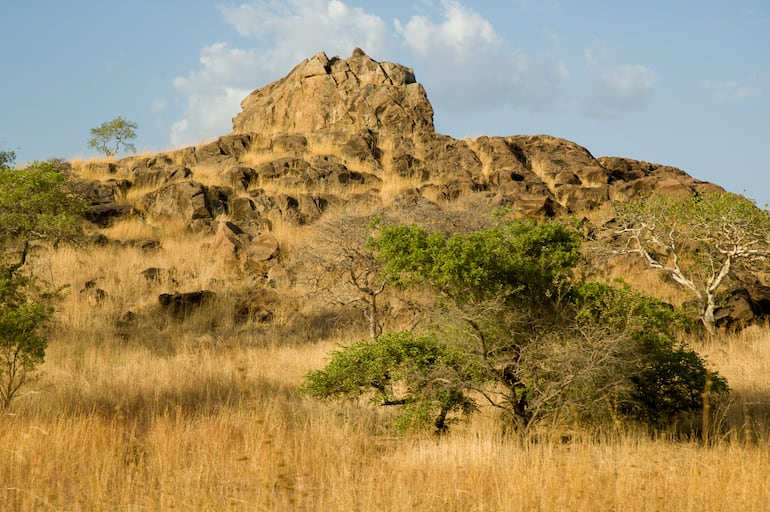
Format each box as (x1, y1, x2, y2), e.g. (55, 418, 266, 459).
(232, 49, 434, 137)
(83, 49, 723, 228)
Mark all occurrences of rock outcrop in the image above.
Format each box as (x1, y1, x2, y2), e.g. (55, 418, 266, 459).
(232, 48, 434, 138)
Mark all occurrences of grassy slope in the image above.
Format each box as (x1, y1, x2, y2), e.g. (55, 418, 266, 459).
(2, 154, 769, 510)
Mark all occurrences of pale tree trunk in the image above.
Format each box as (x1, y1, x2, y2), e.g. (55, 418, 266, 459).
(702, 296, 717, 336)
(701, 255, 731, 336)
(367, 292, 379, 340)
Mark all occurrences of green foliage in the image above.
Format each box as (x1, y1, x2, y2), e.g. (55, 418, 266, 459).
(572, 281, 728, 426)
(0, 161, 84, 254)
(87, 116, 138, 157)
(301, 332, 480, 433)
(371, 218, 581, 306)
(0, 160, 84, 408)
(0, 147, 16, 170)
(0, 271, 50, 408)
(307, 218, 729, 435)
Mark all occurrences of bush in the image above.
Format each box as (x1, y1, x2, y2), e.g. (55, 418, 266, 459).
(572, 281, 728, 427)
(301, 332, 480, 433)
(304, 219, 729, 436)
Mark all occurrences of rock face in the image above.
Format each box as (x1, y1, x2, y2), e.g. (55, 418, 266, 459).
(232, 49, 434, 137)
(76, 49, 745, 327)
(80, 48, 728, 229)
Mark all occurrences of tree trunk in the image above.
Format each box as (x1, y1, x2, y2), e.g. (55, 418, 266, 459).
(368, 292, 379, 340)
(434, 406, 449, 434)
(702, 296, 717, 335)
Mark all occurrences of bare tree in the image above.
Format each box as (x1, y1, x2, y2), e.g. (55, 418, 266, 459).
(609, 191, 770, 334)
(302, 214, 388, 339)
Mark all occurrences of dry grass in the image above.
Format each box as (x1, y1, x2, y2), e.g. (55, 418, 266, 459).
(8, 232, 770, 510)
(2, 324, 770, 511)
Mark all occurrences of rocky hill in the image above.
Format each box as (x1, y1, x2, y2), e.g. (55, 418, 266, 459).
(70, 49, 739, 339)
(83, 49, 721, 229)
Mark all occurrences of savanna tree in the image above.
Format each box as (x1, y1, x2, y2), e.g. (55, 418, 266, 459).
(611, 192, 770, 334)
(302, 215, 390, 340)
(88, 116, 138, 157)
(0, 161, 84, 407)
(0, 147, 16, 170)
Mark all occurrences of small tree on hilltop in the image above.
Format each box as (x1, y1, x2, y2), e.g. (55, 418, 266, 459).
(88, 116, 138, 157)
(610, 191, 770, 334)
(0, 147, 16, 170)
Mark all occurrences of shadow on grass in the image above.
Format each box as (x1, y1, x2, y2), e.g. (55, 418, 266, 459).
(19, 374, 301, 427)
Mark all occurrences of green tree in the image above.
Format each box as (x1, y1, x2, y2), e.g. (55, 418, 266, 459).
(0, 161, 84, 408)
(301, 332, 480, 433)
(611, 192, 770, 334)
(87, 116, 138, 157)
(0, 271, 50, 408)
(0, 161, 84, 262)
(0, 147, 16, 170)
(304, 218, 728, 435)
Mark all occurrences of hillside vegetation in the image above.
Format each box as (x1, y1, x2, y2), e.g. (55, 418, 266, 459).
(2, 49, 770, 509)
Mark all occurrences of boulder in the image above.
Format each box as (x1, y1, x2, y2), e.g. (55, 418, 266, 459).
(140, 181, 211, 220)
(213, 221, 247, 261)
(132, 165, 192, 188)
(232, 288, 281, 324)
(247, 233, 280, 262)
(86, 204, 135, 228)
(158, 291, 216, 319)
(714, 286, 770, 330)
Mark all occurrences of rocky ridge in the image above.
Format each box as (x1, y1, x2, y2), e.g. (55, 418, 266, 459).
(76, 49, 764, 330)
(84, 49, 722, 230)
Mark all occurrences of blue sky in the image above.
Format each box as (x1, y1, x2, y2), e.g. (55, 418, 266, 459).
(2, 1, 768, 205)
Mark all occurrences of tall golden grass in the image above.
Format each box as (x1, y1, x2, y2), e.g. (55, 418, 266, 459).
(3, 325, 770, 511)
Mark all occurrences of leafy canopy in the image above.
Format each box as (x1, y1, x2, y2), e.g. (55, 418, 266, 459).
(301, 331, 481, 433)
(0, 161, 84, 256)
(0, 147, 16, 170)
(371, 217, 581, 305)
(87, 116, 138, 157)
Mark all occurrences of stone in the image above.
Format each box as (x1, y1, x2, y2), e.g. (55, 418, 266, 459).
(140, 181, 212, 220)
(158, 291, 216, 319)
(714, 286, 770, 330)
(247, 233, 280, 262)
(86, 204, 135, 228)
(232, 50, 434, 138)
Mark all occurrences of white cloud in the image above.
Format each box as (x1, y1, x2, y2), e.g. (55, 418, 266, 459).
(584, 43, 658, 118)
(170, 43, 258, 147)
(394, 1, 567, 113)
(170, 1, 389, 148)
(217, 0, 389, 73)
(700, 80, 762, 100)
(395, 0, 500, 61)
